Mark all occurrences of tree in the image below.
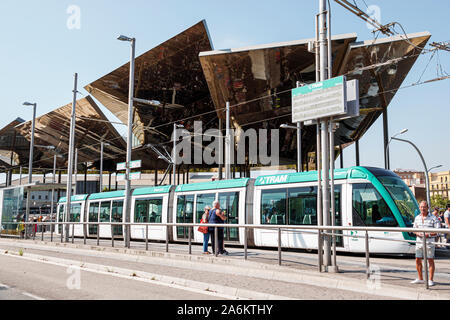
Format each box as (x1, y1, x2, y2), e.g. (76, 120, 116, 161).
(430, 194, 448, 211)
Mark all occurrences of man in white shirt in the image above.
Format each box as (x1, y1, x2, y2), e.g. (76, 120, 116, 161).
(411, 201, 440, 287)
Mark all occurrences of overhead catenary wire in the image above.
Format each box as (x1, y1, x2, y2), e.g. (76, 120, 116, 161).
(7, 68, 450, 177)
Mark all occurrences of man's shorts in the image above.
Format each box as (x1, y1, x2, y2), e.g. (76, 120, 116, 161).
(415, 245, 435, 259)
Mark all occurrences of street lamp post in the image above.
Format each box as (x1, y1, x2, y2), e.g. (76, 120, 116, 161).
(117, 34, 136, 248)
(388, 130, 433, 211)
(385, 129, 408, 170)
(23, 102, 37, 184)
(23, 102, 36, 223)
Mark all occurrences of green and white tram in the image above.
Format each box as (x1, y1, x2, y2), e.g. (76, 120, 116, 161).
(53, 167, 419, 254)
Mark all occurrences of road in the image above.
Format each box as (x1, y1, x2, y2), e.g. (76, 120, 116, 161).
(0, 240, 399, 300)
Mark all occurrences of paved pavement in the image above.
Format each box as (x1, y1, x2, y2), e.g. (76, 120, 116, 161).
(0, 235, 449, 300)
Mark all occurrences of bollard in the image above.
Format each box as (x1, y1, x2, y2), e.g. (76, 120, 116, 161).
(244, 227, 248, 261)
(145, 224, 148, 251)
(25, 223, 28, 240)
(423, 232, 429, 290)
(41, 224, 44, 241)
(111, 224, 114, 248)
(214, 227, 218, 257)
(97, 224, 100, 246)
(318, 229, 323, 272)
(365, 231, 370, 279)
(61, 224, 63, 243)
(278, 228, 282, 266)
(166, 225, 169, 253)
(83, 223, 86, 245)
(188, 226, 192, 255)
(50, 223, 53, 242)
(71, 223, 74, 244)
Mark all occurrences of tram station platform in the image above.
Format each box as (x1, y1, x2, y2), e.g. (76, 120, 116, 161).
(0, 235, 449, 300)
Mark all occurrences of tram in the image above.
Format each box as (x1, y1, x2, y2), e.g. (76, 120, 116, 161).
(54, 167, 420, 254)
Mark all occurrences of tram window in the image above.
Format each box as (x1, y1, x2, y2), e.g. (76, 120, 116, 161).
(177, 195, 194, 221)
(89, 203, 100, 222)
(134, 198, 163, 223)
(352, 184, 398, 227)
(69, 203, 81, 222)
(261, 189, 287, 224)
(100, 201, 111, 222)
(112, 200, 123, 222)
(196, 194, 216, 223)
(218, 192, 239, 222)
(288, 187, 317, 225)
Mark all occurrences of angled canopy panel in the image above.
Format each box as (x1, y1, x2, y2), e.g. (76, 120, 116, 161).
(199, 32, 430, 166)
(335, 31, 431, 146)
(85, 20, 216, 168)
(0, 118, 28, 169)
(14, 96, 126, 170)
(199, 33, 356, 165)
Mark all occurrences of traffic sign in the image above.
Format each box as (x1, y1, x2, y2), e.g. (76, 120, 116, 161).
(292, 76, 348, 122)
(116, 160, 142, 171)
(302, 79, 359, 126)
(116, 171, 141, 181)
(130, 160, 142, 169)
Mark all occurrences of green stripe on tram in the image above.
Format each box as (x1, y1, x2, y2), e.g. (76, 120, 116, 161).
(88, 190, 126, 200)
(254, 167, 357, 186)
(133, 185, 172, 196)
(58, 194, 89, 203)
(175, 178, 250, 192)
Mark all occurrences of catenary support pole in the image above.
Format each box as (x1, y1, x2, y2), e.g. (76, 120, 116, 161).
(65, 73, 78, 242)
(123, 37, 136, 249)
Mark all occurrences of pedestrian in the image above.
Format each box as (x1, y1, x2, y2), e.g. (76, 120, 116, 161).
(444, 204, 450, 248)
(432, 207, 444, 246)
(411, 201, 440, 287)
(199, 205, 211, 254)
(16, 218, 25, 239)
(208, 200, 228, 255)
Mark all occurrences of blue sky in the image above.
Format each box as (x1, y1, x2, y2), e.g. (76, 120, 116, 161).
(0, 0, 449, 174)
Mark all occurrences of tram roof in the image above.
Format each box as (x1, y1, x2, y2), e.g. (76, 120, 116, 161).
(175, 178, 250, 192)
(58, 194, 89, 203)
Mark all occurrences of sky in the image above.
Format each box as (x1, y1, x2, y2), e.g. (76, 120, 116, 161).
(0, 0, 449, 176)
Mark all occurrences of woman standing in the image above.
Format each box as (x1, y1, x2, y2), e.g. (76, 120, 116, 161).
(201, 206, 211, 254)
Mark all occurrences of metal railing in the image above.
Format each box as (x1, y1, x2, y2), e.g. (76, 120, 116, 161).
(1, 221, 450, 290)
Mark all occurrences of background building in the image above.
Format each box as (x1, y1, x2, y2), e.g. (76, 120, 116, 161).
(430, 170, 450, 200)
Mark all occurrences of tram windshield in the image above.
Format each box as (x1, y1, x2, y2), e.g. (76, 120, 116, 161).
(378, 176, 419, 227)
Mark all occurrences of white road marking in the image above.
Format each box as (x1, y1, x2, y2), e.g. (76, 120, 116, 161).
(21, 292, 46, 300)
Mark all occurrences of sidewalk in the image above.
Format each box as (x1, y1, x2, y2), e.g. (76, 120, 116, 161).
(1, 236, 449, 299)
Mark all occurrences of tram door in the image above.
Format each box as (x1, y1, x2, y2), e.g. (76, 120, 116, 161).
(88, 202, 100, 236)
(111, 200, 123, 237)
(176, 195, 194, 239)
(196, 193, 216, 237)
(219, 192, 239, 241)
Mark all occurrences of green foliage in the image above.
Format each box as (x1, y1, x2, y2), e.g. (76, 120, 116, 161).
(431, 194, 448, 210)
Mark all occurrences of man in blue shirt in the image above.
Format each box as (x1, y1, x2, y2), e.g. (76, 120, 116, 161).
(208, 200, 228, 255)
